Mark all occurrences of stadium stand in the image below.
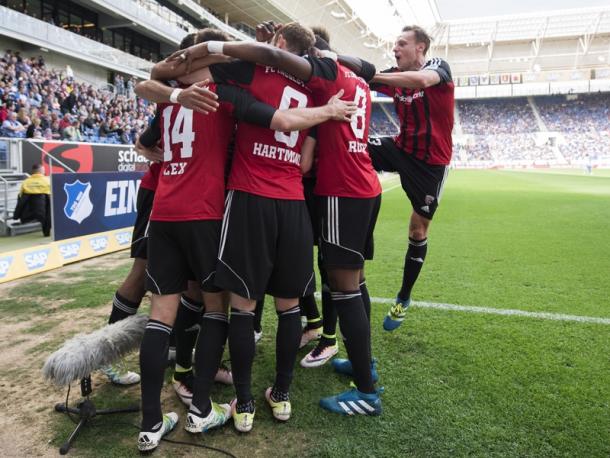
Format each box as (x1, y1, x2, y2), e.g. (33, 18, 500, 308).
(0, 49, 154, 144)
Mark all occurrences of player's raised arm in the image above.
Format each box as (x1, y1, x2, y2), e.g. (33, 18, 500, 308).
(336, 55, 377, 82)
(150, 54, 229, 81)
(168, 40, 314, 82)
(135, 79, 219, 114)
(371, 68, 440, 89)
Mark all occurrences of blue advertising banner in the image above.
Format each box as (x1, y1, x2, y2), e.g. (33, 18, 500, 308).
(51, 172, 144, 241)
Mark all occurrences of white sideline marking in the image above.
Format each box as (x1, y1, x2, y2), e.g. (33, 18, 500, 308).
(314, 293, 610, 324)
(377, 296, 610, 325)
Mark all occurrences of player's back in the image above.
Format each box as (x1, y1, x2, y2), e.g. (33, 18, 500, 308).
(152, 85, 235, 221)
(308, 61, 381, 198)
(229, 65, 313, 200)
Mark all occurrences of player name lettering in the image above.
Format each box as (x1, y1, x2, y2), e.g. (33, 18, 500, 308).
(396, 90, 424, 104)
(252, 142, 301, 166)
(163, 162, 187, 176)
(348, 141, 367, 153)
(263, 67, 306, 88)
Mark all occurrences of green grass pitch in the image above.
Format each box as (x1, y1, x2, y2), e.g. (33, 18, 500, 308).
(1, 169, 608, 457)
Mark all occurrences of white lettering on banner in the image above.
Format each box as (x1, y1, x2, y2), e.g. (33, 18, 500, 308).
(163, 162, 187, 176)
(118, 149, 148, 164)
(104, 179, 141, 216)
(348, 141, 367, 153)
(89, 236, 109, 252)
(59, 242, 81, 260)
(115, 231, 132, 246)
(0, 257, 13, 278)
(252, 142, 301, 165)
(24, 249, 49, 270)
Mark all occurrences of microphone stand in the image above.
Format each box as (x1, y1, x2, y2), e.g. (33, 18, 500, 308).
(54, 375, 139, 455)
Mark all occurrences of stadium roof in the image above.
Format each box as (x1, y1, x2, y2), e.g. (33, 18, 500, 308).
(432, 6, 610, 47)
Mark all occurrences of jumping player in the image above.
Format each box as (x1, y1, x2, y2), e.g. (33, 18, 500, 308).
(366, 25, 454, 331)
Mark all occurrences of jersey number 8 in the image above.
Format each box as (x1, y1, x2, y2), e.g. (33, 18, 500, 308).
(274, 86, 308, 148)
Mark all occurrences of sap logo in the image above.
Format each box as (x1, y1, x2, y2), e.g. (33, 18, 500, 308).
(89, 236, 109, 252)
(115, 231, 132, 246)
(63, 180, 93, 224)
(24, 249, 50, 271)
(59, 241, 81, 260)
(105, 180, 140, 216)
(0, 256, 13, 278)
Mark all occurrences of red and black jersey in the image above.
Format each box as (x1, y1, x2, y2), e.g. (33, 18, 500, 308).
(140, 162, 161, 191)
(305, 57, 381, 198)
(372, 58, 454, 166)
(211, 61, 313, 200)
(150, 83, 277, 221)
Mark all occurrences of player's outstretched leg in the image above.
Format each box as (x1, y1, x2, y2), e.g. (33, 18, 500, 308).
(384, 213, 430, 331)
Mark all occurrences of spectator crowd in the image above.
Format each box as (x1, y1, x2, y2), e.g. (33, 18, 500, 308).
(0, 49, 155, 144)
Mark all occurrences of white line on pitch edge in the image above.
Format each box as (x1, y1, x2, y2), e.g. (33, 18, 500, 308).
(375, 296, 610, 325)
(314, 293, 610, 324)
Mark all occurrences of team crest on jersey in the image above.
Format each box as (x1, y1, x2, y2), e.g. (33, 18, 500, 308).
(63, 180, 93, 224)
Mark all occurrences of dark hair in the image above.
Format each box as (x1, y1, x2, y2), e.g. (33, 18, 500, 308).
(311, 26, 330, 44)
(314, 35, 331, 51)
(31, 163, 43, 172)
(179, 33, 197, 50)
(276, 22, 315, 56)
(402, 25, 431, 55)
(196, 28, 230, 44)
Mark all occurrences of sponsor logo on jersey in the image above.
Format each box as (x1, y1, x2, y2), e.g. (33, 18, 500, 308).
(89, 235, 109, 252)
(63, 180, 94, 224)
(104, 179, 140, 217)
(24, 248, 50, 271)
(0, 256, 13, 278)
(396, 90, 424, 104)
(115, 231, 132, 246)
(58, 241, 82, 260)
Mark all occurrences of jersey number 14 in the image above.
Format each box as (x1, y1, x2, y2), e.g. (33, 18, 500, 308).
(162, 105, 195, 162)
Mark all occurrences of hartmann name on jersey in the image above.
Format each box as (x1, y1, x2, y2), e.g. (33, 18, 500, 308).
(252, 142, 301, 166)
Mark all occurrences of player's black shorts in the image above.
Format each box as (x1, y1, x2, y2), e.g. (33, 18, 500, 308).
(146, 220, 221, 295)
(303, 176, 319, 244)
(130, 187, 154, 259)
(367, 136, 449, 219)
(317, 195, 381, 270)
(215, 190, 315, 300)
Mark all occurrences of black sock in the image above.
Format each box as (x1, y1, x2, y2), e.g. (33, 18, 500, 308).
(253, 299, 264, 333)
(108, 291, 140, 324)
(321, 283, 337, 345)
(360, 279, 373, 357)
(300, 294, 322, 330)
(228, 308, 255, 404)
(140, 319, 172, 431)
(398, 237, 428, 301)
(274, 305, 301, 393)
(332, 290, 374, 394)
(174, 295, 203, 369)
(191, 312, 229, 416)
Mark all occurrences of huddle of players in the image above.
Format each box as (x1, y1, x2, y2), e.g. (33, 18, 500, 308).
(120, 20, 454, 453)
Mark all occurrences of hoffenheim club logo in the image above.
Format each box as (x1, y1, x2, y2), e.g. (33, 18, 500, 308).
(63, 180, 93, 224)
